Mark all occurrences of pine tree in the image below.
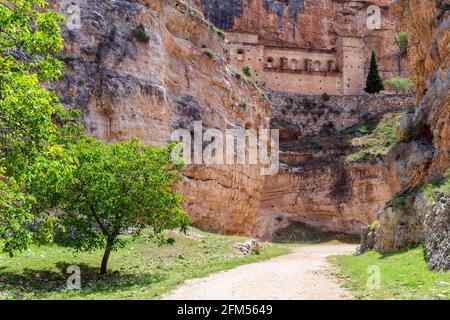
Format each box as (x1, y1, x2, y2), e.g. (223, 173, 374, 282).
(365, 51, 384, 94)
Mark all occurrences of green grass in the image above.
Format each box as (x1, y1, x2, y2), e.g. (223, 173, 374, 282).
(329, 246, 450, 300)
(423, 169, 450, 201)
(0, 228, 290, 300)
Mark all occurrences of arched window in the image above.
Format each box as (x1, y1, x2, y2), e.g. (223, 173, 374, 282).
(304, 59, 312, 71)
(237, 49, 244, 61)
(266, 57, 273, 68)
(280, 57, 289, 69)
(314, 61, 321, 72)
(291, 59, 298, 70)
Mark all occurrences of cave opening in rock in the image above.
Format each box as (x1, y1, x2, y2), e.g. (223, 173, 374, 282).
(272, 221, 360, 244)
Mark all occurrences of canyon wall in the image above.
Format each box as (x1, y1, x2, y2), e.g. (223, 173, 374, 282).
(254, 93, 414, 240)
(360, 0, 449, 270)
(51, 0, 430, 242)
(53, 0, 272, 235)
(255, 161, 396, 240)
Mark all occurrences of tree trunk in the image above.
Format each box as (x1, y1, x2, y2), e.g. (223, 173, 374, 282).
(100, 241, 113, 275)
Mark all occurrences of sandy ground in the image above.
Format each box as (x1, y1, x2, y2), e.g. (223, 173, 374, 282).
(163, 244, 357, 300)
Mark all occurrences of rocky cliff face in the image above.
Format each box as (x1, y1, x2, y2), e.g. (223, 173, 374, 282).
(194, 0, 405, 77)
(51, 0, 436, 244)
(424, 194, 450, 271)
(254, 93, 414, 240)
(53, 0, 272, 235)
(255, 161, 396, 240)
(360, 0, 449, 270)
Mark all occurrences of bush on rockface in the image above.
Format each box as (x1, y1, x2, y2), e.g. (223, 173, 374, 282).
(243, 65, 252, 77)
(395, 31, 409, 55)
(130, 24, 150, 43)
(384, 77, 413, 94)
(321, 92, 331, 102)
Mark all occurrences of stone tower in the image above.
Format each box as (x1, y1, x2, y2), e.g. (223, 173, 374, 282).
(337, 37, 365, 95)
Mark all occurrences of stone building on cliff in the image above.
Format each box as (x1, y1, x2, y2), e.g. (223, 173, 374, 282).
(228, 33, 364, 95)
(194, 0, 405, 95)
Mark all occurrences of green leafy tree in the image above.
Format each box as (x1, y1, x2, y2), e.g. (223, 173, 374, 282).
(384, 76, 413, 94)
(37, 138, 190, 274)
(0, 0, 80, 255)
(395, 31, 408, 55)
(365, 51, 384, 94)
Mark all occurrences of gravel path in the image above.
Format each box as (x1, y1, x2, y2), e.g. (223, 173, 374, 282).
(163, 244, 357, 300)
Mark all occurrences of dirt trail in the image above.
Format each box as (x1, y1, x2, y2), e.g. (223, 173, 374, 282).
(163, 244, 357, 300)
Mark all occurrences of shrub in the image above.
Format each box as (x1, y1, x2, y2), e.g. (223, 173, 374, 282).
(391, 195, 407, 210)
(395, 31, 408, 54)
(401, 121, 431, 141)
(251, 242, 263, 255)
(321, 92, 330, 102)
(203, 49, 215, 59)
(211, 25, 225, 40)
(302, 98, 313, 110)
(384, 76, 413, 94)
(238, 100, 247, 109)
(368, 220, 381, 231)
(243, 65, 252, 77)
(130, 24, 150, 43)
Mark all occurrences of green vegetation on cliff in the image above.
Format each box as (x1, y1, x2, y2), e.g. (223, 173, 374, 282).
(285, 112, 402, 163)
(424, 170, 450, 201)
(345, 113, 401, 162)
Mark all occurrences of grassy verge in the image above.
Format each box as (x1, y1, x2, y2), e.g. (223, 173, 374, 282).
(329, 246, 450, 300)
(0, 228, 290, 300)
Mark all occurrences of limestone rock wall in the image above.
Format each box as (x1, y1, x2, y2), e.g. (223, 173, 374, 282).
(360, 0, 449, 270)
(254, 161, 396, 240)
(53, 0, 272, 235)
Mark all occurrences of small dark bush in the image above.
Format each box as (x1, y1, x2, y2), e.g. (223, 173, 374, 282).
(130, 24, 150, 43)
(302, 98, 313, 110)
(321, 92, 330, 102)
(238, 100, 247, 109)
(212, 26, 225, 40)
(243, 65, 252, 77)
(203, 49, 215, 59)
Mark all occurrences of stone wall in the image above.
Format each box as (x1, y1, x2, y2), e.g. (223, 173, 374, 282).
(424, 194, 450, 271)
(227, 37, 364, 95)
(270, 93, 415, 138)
